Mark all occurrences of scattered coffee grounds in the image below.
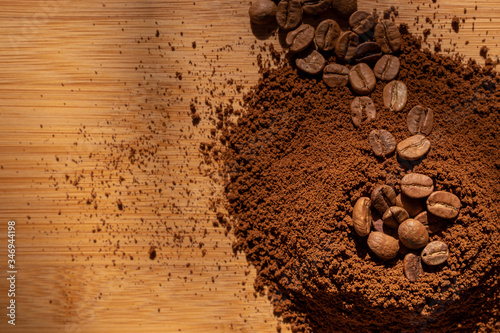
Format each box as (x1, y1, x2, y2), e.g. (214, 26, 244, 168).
(216, 26, 500, 332)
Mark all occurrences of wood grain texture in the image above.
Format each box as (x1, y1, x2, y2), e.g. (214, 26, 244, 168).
(0, 1, 497, 332)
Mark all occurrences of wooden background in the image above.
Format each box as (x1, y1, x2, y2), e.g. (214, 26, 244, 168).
(0, 1, 498, 332)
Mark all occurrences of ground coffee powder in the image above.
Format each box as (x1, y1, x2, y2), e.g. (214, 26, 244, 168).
(216, 26, 500, 332)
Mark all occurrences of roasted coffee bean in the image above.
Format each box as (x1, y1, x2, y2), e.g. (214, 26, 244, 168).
(407, 105, 434, 135)
(349, 11, 376, 35)
(367, 231, 399, 260)
(300, 0, 330, 15)
(383, 80, 407, 111)
(382, 206, 409, 229)
(352, 197, 372, 237)
(369, 129, 396, 158)
(323, 64, 349, 88)
(249, 0, 278, 25)
(414, 211, 444, 234)
(374, 19, 401, 53)
(426, 191, 461, 219)
(295, 49, 325, 74)
(331, 0, 357, 19)
(371, 185, 397, 213)
(421, 241, 449, 266)
(374, 54, 400, 81)
(315, 19, 341, 51)
(349, 63, 376, 95)
(276, 0, 303, 30)
(401, 173, 434, 199)
(397, 134, 431, 161)
(398, 219, 429, 249)
(396, 193, 426, 217)
(354, 42, 382, 66)
(335, 31, 359, 63)
(404, 253, 424, 282)
(351, 96, 376, 126)
(286, 24, 315, 52)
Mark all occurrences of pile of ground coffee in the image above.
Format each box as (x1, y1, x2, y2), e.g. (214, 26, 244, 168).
(217, 27, 500, 332)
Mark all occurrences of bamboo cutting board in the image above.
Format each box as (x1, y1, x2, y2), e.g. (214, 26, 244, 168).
(0, 1, 498, 332)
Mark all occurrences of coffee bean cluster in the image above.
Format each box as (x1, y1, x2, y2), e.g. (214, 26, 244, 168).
(352, 174, 460, 282)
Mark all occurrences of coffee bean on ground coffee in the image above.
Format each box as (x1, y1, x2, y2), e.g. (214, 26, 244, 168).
(216, 26, 500, 333)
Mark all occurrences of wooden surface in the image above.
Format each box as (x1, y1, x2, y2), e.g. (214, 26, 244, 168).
(0, 1, 498, 332)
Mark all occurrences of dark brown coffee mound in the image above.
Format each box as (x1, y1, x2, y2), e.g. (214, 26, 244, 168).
(220, 27, 500, 332)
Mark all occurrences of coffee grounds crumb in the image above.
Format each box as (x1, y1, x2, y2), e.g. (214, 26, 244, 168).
(452, 16, 460, 32)
(480, 45, 489, 58)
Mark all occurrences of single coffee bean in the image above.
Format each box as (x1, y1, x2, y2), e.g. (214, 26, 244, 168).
(351, 96, 376, 126)
(295, 49, 325, 75)
(397, 134, 431, 161)
(421, 241, 449, 266)
(286, 24, 315, 52)
(374, 19, 401, 53)
(401, 173, 434, 199)
(331, 0, 357, 19)
(374, 54, 400, 81)
(407, 105, 434, 135)
(315, 19, 341, 52)
(276, 0, 303, 30)
(398, 218, 429, 249)
(335, 31, 359, 63)
(352, 197, 372, 237)
(404, 253, 424, 282)
(300, 0, 330, 15)
(383, 80, 407, 112)
(249, 0, 278, 25)
(354, 42, 382, 66)
(371, 185, 397, 213)
(426, 191, 461, 219)
(414, 211, 444, 234)
(382, 206, 409, 229)
(396, 193, 426, 217)
(323, 64, 349, 88)
(367, 231, 399, 260)
(349, 11, 376, 35)
(349, 63, 376, 95)
(369, 129, 396, 158)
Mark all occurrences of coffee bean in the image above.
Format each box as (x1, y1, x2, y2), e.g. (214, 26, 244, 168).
(371, 185, 397, 213)
(383, 80, 407, 111)
(276, 0, 303, 30)
(407, 105, 434, 135)
(414, 211, 444, 234)
(374, 19, 401, 53)
(426, 191, 461, 219)
(404, 253, 424, 282)
(335, 31, 359, 63)
(367, 231, 399, 260)
(300, 0, 330, 15)
(323, 64, 349, 88)
(286, 24, 315, 52)
(397, 134, 431, 161)
(352, 197, 372, 237)
(295, 49, 325, 75)
(249, 0, 278, 25)
(369, 129, 396, 158)
(401, 173, 434, 199)
(421, 241, 449, 266)
(349, 11, 376, 35)
(349, 63, 376, 95)
(354, 42, 382, 66)
(396, 193, 426, 217)
(382, 206, 409, 229)
(374, 54, 400, 81)
(331, 0, 357, 19)
(350, 96, 376, 126)
(315, 19, 341, 51)
(398, 219, 429, 249)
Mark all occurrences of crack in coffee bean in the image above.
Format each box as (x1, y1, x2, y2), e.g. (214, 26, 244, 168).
(286, 24, 315, 53)
(295, 49, 326, 74)
(383, 80, 407, 111)
(276, 0, 302, 30)
(401, 173, 434, 199)
(349, 10, 376, 35)
(374, 54, 400, 81)
(421, 241, 449, 266)
(407, 105, 434, 135)
(397, 134, 431, 161)
(369, 129, 396, 158)
(374, 19, 401, 53)
(349, 63, 376, 95)
(323, 63, 349, 87)
(315, 19, 341, 51)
